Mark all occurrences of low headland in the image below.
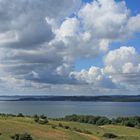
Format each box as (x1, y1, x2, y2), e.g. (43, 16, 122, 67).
(1, 95, 140, 102)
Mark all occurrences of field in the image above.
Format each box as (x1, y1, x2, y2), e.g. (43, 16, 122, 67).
(0, 116, 140, 140)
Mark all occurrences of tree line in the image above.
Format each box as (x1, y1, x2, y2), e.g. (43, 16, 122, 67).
(56, 114, 140, 128)
(0, 113, 140, 128)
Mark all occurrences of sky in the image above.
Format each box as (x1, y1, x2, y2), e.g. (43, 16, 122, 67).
(0, 0, 140, 95)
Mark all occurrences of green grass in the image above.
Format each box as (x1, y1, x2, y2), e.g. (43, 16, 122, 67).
(0, 116, 140, 140)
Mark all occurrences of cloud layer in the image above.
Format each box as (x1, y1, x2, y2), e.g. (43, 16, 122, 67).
(0, 0, 140, 95)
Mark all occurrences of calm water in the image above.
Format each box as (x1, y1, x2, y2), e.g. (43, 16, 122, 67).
(0, 101, 140, 118)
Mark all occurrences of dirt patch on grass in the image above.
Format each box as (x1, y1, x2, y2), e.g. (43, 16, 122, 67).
(31, 129, 67, 139)
(76, 132, 101, 140)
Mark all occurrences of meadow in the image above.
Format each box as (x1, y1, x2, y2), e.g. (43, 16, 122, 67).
(0, 116, 140, 140)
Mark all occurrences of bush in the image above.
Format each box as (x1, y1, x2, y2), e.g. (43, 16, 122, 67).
(33, 115, 39, 122)
(17, 113, 24, 117)
(51, 125, 57, 129)
(11, 134, 19, 140)
(38, 119, 48, 124)
(64, 125, 70, 129)
(64, 115, 111, 125)
(58, 123, 63, 127)
(40, 115, 47, 119)
(39, 115, 48, 124)
(103, 133, 118, 138)
(33, 115, 48, 125)
(124, 121, 135, 127)
(11, 133, 33, 140)
(20, 133, 33, 140)
(10, 135, 15, 139)
(96, 117, 110, 125)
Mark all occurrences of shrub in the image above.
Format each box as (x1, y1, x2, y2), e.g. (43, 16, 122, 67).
(51, 125, 57, 129)
(40, 115, 47, 119)
(96, 117, 110, 125)
(63, 115, 111, 125)
(124, 121, 135, 127)
(33, 115, 39, 122)
(10, 133, 33, 140)
(20, 133, 33, 140)
(39, 115, 48, 124)
(103, 133, 118, 138)
(10, 135, 15, 139)
(33, 115, 48, 124)
(38, 119, 48, 124)
(11, 134, 19, 139)
(17, 113, 24, 117)
(64, 125, 70, 129)
(58, 123, 63, 127)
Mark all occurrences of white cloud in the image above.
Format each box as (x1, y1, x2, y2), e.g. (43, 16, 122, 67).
(70, 66, 116, 88)
(0, 0, 81, 48)
(56, 17, 80, 40)
(0, 0, 140, 95)
(78, 0, 129, 40)
(70, 46, 140, 93)
(127, 14, 140, 32)
(51, 0, 140, 60)
(104, 47, 140, 91)
(122, 63, 140, 74)
(104, 46, 140, 74)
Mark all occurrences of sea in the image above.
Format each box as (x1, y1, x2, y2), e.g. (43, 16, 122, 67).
(0, 101, 140, 118)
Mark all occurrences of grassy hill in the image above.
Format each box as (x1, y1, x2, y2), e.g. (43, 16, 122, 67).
(0, 116, 140, 140)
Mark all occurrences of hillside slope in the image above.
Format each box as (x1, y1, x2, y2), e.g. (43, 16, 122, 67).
(0, 117, 140, 140)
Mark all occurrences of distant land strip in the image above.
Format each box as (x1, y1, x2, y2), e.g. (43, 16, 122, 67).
(0, 95, 140, 102)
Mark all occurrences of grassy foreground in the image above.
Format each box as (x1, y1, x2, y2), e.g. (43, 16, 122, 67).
(0, 116, 140, 140)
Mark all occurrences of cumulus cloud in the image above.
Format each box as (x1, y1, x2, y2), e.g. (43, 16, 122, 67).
(0, 0, 81, 84)
(51, 0, 140, 59)
(70, 46, 140, 92)
(0, 0, 140, 95)
(78, 0, 129, 39)
(104, 46, 140, 74)
(127, 14, 140, 32)
(70, 66, 116, 88)
(0, 0, 81, 49)
(104, 47, 140, 90)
